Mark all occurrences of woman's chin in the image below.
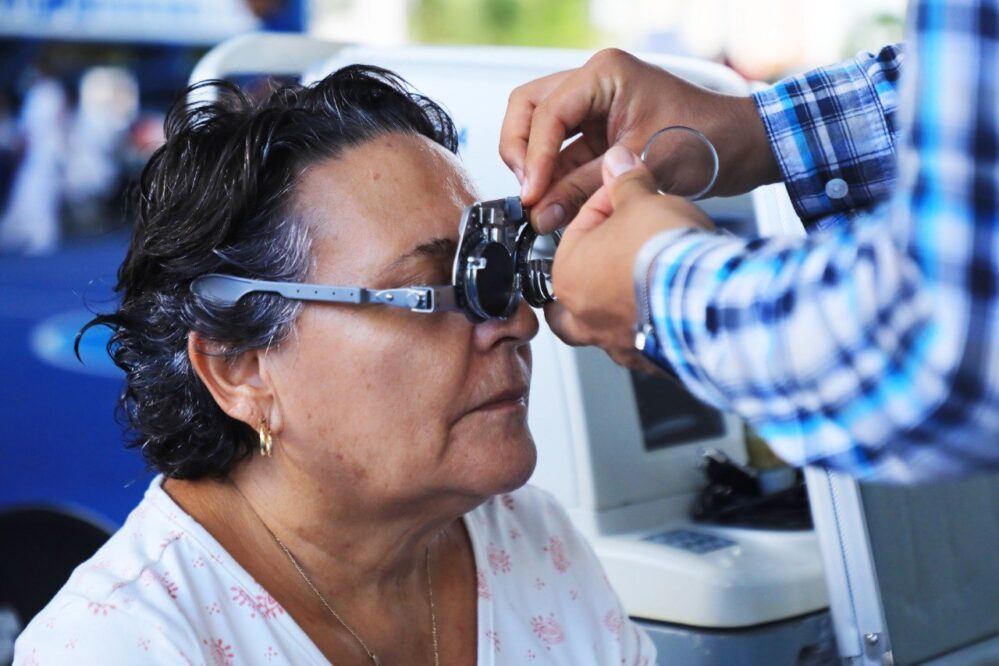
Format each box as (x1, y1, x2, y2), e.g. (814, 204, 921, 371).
(494, 445, 537, 494)
(458, 431, 537, 497)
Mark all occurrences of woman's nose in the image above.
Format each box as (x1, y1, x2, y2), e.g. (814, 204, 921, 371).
(473, 301, 539, 350)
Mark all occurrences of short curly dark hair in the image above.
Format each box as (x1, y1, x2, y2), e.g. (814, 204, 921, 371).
(82, 65, 459, 479)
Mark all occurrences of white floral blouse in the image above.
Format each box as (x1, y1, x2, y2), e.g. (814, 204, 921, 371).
(14, 476, 656, 665)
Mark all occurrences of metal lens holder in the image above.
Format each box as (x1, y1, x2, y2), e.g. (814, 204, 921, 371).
(453, 196, 561, 322)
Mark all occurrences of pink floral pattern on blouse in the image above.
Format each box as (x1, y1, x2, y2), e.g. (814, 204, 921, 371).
(203, 637, 235, 666)
(230, 586, 285, 620)
(140, 566, 178, 600)
(530, 613, 566, 649)
(14, 477, 657, 665)
(476, 570, 492, 600)
(545, 535, 572, 573)
(486, 542, 513, 575)
(603, 609, 625, 640)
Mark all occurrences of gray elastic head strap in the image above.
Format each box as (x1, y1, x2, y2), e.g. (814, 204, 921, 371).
(190, 274, 458, 314)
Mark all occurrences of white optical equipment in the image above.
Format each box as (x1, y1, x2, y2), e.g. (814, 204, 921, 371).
(193, 38, 833, 662)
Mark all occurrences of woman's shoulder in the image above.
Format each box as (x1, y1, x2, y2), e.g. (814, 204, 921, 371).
(13, 588, 202, 665)
(12, 477, 263, 664)
(32, 478, 208, 608)
(13, 481, 204, 664)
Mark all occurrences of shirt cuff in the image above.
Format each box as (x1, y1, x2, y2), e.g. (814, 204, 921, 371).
(752, 45, 902, 224)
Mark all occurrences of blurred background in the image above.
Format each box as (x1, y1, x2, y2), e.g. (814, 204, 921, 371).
(0, 0, 907, 256)
(0, 0, 905, 654)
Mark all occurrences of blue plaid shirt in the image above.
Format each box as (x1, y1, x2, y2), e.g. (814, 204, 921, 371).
(645, 0, 999, 482)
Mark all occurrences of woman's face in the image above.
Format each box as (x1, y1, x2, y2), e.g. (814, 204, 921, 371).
(261, 133, 539, 507)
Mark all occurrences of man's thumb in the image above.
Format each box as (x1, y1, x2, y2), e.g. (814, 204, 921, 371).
(602, 145, 657, 209)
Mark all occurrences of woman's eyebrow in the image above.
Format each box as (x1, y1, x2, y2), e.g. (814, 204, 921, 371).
(379, 237, 458, 278)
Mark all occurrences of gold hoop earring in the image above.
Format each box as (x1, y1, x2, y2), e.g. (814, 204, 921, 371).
(258, 419, 273, 457)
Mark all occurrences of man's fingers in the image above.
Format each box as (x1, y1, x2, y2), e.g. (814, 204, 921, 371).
(550, 133, 602, 182)
(542, 302, 589, 347)
(499, 70, 573, 181)
(627, 354, 666, 375)
(499, 103, 533, 184)
(545, 303, 657, 373)
(532, 157, 604, 234)
(522, 70, 612, 205)
(606, 348, 639, 369)
(603, 146, 718, 232)
(602, 145, 659, 209)
(549, 147, 660, 241)
(561, 182, 612, 236)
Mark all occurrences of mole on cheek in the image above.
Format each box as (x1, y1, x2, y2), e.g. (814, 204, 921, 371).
(371, 171, 381, 181)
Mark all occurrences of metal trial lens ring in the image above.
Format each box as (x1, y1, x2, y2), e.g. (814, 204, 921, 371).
(516, 226, 562, 308)
(464, 241, 518, 320)
(639, 125, 720, 201)
(452, 206, 481, 321)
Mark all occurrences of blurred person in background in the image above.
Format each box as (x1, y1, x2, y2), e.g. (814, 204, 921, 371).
(0, 59, 67, 256)
(63, 67, 139, 235)
(14, 66, 655, 665)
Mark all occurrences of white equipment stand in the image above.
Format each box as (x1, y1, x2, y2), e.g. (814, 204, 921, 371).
(191, 37, 838, 664)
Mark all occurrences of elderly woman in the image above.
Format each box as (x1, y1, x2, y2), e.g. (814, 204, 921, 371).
(14, 67, 655, 665)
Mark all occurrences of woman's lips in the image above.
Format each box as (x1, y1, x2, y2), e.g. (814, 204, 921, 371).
(467, 387, 529, 415)
(474, 395, 527, 413)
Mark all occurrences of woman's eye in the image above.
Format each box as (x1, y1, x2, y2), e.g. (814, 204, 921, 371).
(407, 264, 449, 285)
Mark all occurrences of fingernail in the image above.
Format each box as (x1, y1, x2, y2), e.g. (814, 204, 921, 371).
(605, 145, 639, 177)
(537, 203, 566, 231)
(513, 166, 524, 185)
(520, 175, 531, 199)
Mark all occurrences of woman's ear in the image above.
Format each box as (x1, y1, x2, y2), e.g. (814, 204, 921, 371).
(187, 332, 272, 429)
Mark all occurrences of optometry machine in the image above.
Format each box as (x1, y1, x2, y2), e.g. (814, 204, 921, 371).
(189, 39, 835, 664)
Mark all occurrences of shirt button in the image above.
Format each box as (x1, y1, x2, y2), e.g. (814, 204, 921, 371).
(825, 178, 849, 200)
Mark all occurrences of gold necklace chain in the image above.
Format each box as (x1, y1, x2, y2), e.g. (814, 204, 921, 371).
(232, 482, 440, 666)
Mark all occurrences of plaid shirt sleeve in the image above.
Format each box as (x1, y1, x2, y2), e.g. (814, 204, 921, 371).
(642, 0, 999, 482)
(755, 44, 903, 230)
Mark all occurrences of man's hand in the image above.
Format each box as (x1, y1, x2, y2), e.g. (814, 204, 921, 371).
(500, 48, 779, 234)
(546, 145, 713, 369)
